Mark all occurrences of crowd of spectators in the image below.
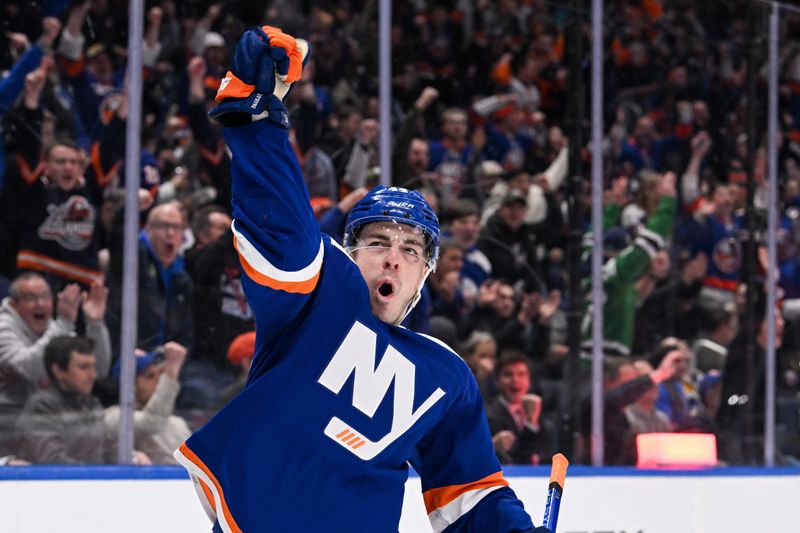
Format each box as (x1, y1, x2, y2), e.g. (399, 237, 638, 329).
(1, 0, 800, 466)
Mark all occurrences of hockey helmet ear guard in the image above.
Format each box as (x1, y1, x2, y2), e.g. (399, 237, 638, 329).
(344, 186, 440, 271)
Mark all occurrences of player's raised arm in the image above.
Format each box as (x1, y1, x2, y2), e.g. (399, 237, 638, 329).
(210, 26, 319, 294)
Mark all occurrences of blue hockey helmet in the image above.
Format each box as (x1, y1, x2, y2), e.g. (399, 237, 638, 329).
(344, 186, 440, 269)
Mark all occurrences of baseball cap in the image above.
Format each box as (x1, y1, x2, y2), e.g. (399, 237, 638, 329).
(203, 32, 226, 51)
(603, 227, 632, 254)
(86, 43, 108, 60)
(227, 331, 256, 366)
(501, 189, 527, 207)
(475, 160, 504, 179)
(310, 196, 334, 219)
(493, 104, 516, 121)
(112, 349, 165, 380)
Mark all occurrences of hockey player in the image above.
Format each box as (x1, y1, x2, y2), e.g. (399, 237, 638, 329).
(174, 26, 548, 533)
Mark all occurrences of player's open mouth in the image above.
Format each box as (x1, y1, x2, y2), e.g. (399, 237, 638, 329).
(376, 279, 395, 300)
(33, 312, 47, 321)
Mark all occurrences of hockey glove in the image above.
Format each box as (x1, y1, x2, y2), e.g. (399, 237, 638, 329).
(209, 25, 310, 128)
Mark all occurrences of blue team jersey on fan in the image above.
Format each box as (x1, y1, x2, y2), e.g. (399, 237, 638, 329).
(685, 213, 744, 292)
(175, 119, 535, 533)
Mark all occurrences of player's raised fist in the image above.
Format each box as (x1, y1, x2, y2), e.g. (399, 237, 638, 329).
(210, 26, 309, 128)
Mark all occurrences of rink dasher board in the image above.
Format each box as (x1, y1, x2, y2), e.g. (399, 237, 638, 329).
(0, 466, 798, 533)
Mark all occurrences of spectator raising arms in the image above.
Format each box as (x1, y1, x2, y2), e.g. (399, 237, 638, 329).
(0, 273, 110, 455)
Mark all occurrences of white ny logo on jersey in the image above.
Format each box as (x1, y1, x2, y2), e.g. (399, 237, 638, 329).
(318, 321, 445, 460)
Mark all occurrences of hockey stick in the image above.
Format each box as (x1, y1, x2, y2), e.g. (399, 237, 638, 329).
(542, 453, 569, 532)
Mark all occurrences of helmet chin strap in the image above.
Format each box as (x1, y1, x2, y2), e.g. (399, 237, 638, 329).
(394, 267, 433, 326)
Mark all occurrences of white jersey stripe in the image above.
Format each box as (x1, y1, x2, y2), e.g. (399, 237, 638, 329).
(232, 220, 323, 282)
(427, 485, 505, 532)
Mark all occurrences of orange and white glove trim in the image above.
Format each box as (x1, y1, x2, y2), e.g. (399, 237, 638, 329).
(215, 72, 255, 103)
(261, 26, 303, 83)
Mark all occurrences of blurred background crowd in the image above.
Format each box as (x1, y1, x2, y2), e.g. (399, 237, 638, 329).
(1, 0, 800, 467)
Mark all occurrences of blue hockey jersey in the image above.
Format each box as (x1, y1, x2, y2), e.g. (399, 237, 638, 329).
(682, 213, 744, 293)
(175, 119, 536, 532)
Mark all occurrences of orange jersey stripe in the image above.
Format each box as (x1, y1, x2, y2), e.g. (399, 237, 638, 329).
(686, 195, 705, 214)
(491, 59, 511, 85)
(204, 74, 222, 92)
(233, 238, 320, 294)
(642, 0, 663, 19)
(17, 250, 103, 286)
(199, 479, 217, 512)
(199, 141, 225, 166)
(422, 471, 509, 514)
(16, 154, 45, 185)
(90, 142, 121, 188)
(60, 56, 84, 78)
(704, 277, 738, 292)
(178, 443, 243, 533)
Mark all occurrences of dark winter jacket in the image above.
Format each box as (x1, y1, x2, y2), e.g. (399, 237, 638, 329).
(17, 385, 111, 464)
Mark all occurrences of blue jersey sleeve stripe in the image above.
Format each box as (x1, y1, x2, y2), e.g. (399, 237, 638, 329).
(233, 220, 323, 291)
(428, 485, 507, 532)
(174, 443, 243, 533)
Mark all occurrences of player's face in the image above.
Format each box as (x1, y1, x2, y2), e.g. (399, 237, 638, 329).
(46, 145, 83, 191)
(135, 365, 162, 405)
(437, 247, 463, 276)
(53, 351, 97, 397)
(351, 222, 430, 325)
(203, 212, 232, 246)
(88, 52, 113, 82)
(442, 113, 468, 141)
(469, 340, 496, 374)
(146, 205, 185, 267)
(450, 214, 480, 248)
(10, 277, 53, 336)
(493, 284, 517, 318)
(713, 185, 734, 216)
(500, 202, 527, 230)
(408, 140, 429, 173)
(497, 361, 531, 403)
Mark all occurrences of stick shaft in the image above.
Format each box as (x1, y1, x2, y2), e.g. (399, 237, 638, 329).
(542, 483, 562, 531)
(542, 453, 569, 532)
